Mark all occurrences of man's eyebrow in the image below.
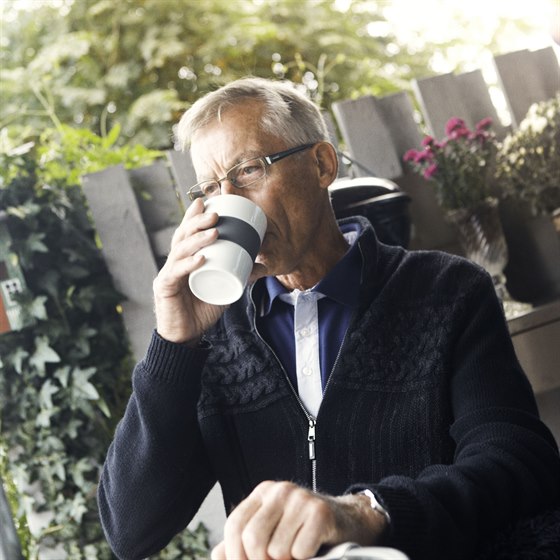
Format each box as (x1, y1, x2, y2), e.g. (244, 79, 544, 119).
(230, 150, 263, 165)
(222, 150, 264, 172)
(198, 150, 263, 181)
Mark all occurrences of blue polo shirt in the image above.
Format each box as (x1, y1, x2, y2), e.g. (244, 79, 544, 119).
(255, 221, 363, 394)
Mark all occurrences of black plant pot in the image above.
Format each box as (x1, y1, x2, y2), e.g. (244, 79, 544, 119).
(499, 198, 560, 305)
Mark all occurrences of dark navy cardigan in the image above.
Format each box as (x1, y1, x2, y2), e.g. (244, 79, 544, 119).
(98, 217, 560, 560)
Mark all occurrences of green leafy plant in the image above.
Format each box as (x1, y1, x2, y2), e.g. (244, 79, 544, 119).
(0, 127, 209, 559)
(403, 117, 498, 211)
(496, 94, 560, 216)
(0, 150, 128, 559)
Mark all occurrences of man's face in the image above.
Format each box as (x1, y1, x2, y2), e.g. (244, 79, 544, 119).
(190, 100, 333, 280)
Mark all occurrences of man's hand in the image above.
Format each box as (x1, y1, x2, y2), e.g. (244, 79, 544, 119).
(153, 198, 225, 345)
(211, 481, 388, 560)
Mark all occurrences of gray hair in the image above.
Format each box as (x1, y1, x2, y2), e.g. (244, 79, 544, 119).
(176, 77, 330, 151)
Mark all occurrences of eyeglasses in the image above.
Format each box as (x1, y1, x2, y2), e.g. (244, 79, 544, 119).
(187, 143, 315, 201)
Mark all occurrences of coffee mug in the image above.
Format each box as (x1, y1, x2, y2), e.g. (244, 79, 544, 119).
(188, 195, 267, 305)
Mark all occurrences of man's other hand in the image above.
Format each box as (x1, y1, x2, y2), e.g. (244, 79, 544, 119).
(211, 480, 388, 560)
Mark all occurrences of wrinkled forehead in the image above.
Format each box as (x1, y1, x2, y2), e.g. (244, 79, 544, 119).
(189, 101, 281, 175)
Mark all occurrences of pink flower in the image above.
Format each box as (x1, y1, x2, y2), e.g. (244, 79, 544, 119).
(476, 117, 493, 131)
(423, 163, 438, 179)
(449, 127, 470, 140)
(403, 114, 497, 211)
(403, 149, 419, 162)
(445, 117, 466, 136)
(415, 151, 432, 164)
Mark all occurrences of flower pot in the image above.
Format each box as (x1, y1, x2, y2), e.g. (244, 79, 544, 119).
(447, 197, 532, 317)
(499, 198, 560, 306)
(447, 198, 508, 281)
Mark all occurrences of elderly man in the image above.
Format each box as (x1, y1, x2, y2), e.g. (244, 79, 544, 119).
(98, 77, 560, 560)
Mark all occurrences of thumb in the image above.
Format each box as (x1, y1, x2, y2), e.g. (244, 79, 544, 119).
(211, 540, 226, 560)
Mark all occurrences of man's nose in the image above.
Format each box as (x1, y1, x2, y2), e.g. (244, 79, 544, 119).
(219, 179, 237, 195)
(219, 179, 249, 198)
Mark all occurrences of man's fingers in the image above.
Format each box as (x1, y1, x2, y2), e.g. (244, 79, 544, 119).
(171, 197, 218, 246)
(266, 487, 334, 560)
(210, 540, 226, 560)
(217, 481, 336, 560)
(222, 489, 265, 560)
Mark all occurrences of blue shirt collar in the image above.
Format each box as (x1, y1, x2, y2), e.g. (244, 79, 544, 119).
(258, 220, 364, 316)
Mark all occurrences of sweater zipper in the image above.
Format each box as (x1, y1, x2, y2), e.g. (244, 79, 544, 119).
(250, 289, 319, 491)
(249, 238, 367, 490)
(249, 285, 356, 493)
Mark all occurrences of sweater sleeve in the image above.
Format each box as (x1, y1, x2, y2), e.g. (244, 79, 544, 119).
(97, 332, 217, 560)
(361, 270, 560, 560)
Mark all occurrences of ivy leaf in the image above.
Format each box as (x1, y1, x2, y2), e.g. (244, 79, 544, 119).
(97, 397, 111, 418)
(68, 493, 87, 523)
(63, 419, 83, 438)
(24, 232, 48, 254)
(70, 457, 94, 488)
(36, 406, 58, 428)
(29, 295, 48, 320)
(9, 347, 29, 374)
(71, 367, 99, 401)
(53, 366, 71, 388)
(6, 202, 41, 220)
(39, 379, 59, 410)
(29, 336, 61, 376)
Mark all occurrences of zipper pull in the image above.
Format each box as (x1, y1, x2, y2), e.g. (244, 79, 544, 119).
(308, 418, 316, 460)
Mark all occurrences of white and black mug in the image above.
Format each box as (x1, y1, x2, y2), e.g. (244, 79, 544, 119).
(188, 194, 267, 305)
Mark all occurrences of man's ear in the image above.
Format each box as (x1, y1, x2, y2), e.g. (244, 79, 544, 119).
(313, 142, 338, 189)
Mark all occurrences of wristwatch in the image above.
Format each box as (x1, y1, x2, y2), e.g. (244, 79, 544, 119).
(358, 488, 391, 525)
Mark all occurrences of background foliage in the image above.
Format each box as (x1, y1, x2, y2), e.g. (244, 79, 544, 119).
(0, 0, 555, 557)
(0, 129, 207, 558)
(1, 0, 541, 150)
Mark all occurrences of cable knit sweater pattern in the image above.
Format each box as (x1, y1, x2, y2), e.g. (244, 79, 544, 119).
(98, 217, 560, 560)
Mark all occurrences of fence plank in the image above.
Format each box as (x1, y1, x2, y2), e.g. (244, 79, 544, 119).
(413, 70, 507, 139)
(532, 46, 560, 101)
(332, 95, 402, 179)
(374, 91, 423, 157)
(166, 149, 197, 209)
(129, 161, 183, 265)
(413, 72, 471, 139)
(129, 162, 183, 233)
(82, 165, 158, 362)
(493, 47, 560, 126)
(455, 69, 509, 139)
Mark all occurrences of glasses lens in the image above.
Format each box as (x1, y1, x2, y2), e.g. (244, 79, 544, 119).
(229, 158, 266, 188)
(188, 181, 220, 201)
(201, 181, 221, 197)
(188, 187, 204, 200)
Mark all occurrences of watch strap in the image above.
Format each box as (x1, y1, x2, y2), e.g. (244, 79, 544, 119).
(358, 488, 391, 525)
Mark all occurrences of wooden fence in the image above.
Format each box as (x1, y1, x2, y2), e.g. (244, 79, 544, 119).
(82, 46, 560, 544)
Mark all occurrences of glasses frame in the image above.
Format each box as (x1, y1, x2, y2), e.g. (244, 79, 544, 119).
(187, 143, 315, 201)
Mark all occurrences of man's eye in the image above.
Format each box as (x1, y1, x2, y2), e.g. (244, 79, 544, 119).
(238, 164, 261, 177)
(202, 183, 220, 196)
